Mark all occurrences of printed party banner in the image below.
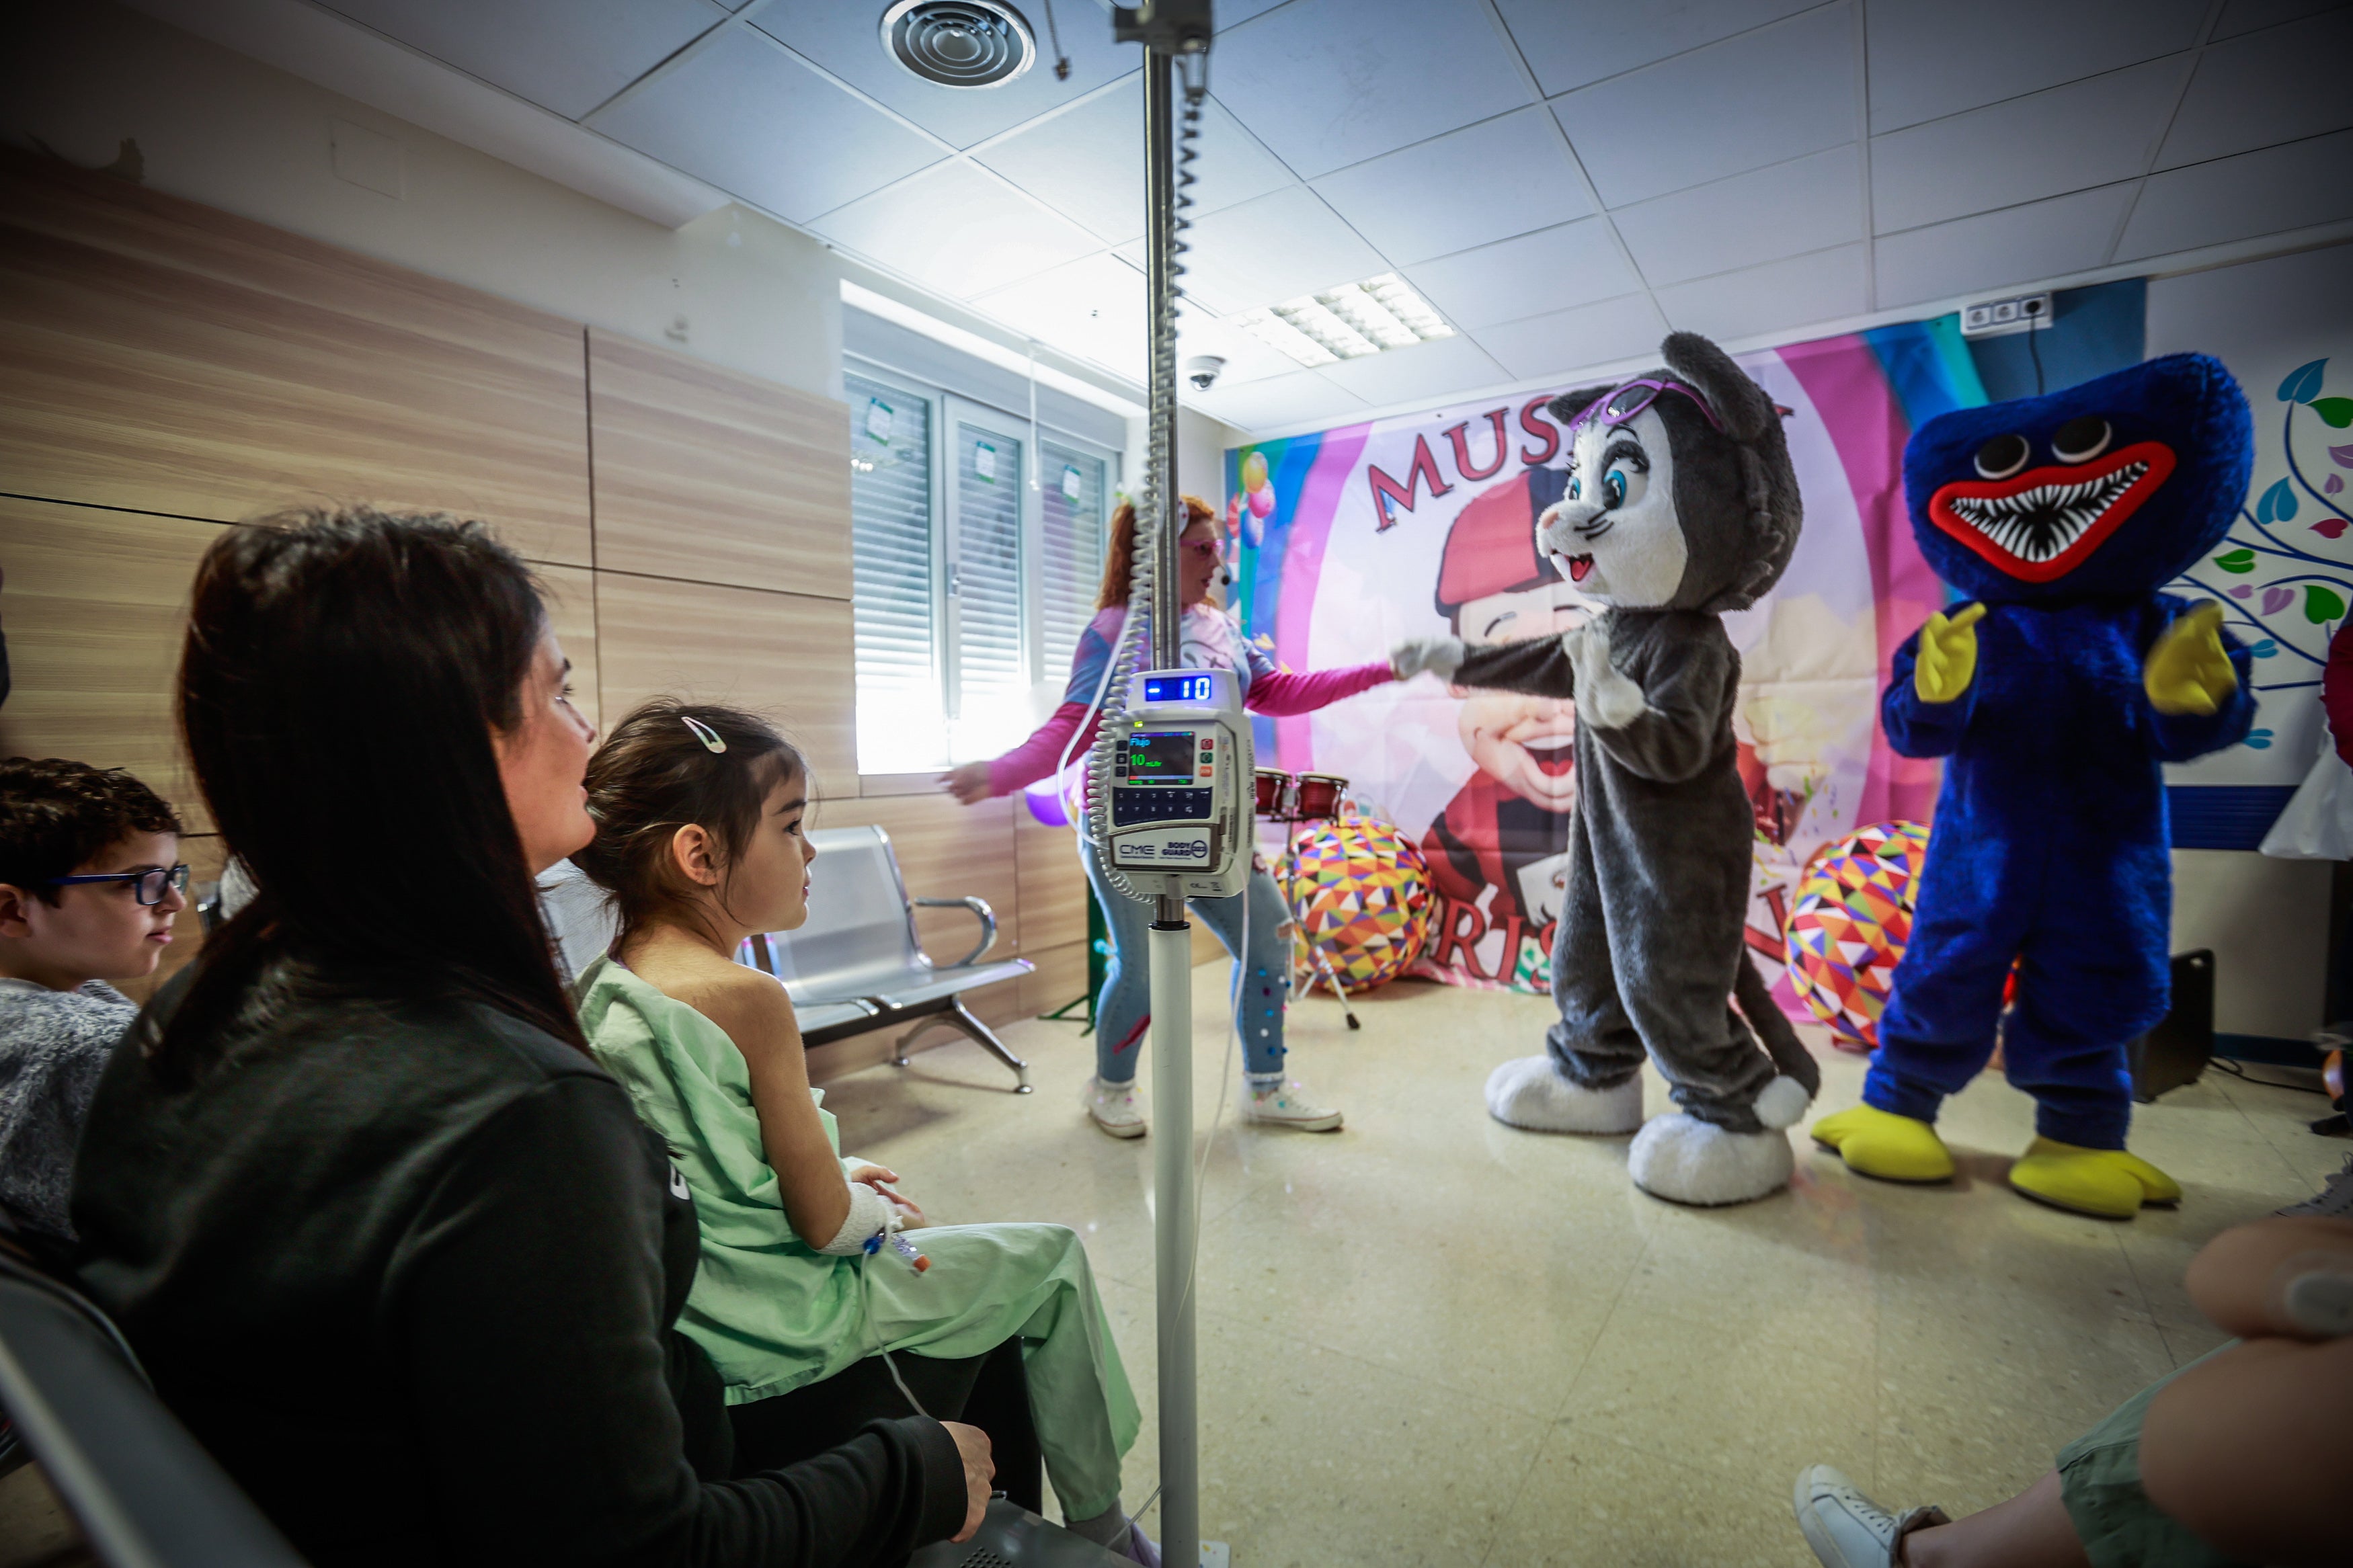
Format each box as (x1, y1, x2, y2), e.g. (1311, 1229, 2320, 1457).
(1228, 322, 1985, 1001)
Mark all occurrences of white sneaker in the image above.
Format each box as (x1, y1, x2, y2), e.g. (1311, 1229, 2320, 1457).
(1084, 1077, 1148, 1139)
(1242, 1077, 1343, 1132)
(1793, 1465, 1948, 1568)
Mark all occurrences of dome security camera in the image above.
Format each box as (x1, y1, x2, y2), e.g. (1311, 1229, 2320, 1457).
(1185, 354, 1226, 391)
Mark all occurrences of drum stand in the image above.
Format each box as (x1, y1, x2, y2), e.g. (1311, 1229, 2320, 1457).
(1295, 944, 1362, 1030)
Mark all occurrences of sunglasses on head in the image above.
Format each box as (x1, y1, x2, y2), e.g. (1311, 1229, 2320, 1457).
(46, 864, 192, 906)
(1566, 376, 1726, 437)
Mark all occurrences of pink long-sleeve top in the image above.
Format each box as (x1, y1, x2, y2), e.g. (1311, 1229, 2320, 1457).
(986, 603, 1393, 797)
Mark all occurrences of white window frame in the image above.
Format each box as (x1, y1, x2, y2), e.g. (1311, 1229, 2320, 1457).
(846, 354, 1121, 776)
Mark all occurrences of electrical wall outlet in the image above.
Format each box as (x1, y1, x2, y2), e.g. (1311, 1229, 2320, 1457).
(1960, 291, 2053, 339)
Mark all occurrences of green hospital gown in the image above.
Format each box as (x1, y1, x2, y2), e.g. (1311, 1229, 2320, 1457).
(575, 956, 1140, 1519)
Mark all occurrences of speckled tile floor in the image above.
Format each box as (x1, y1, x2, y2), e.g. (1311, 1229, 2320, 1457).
(816, 969, 2341, 1568)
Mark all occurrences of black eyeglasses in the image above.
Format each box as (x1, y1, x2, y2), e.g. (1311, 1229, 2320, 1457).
(45, 864, 192, 906)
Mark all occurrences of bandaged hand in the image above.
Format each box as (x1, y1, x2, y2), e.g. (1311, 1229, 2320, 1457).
(847, 1163, 926, 1229)
(1390, 635, 1464, 683)
(2144, 602, 2237, 716)
(1913, 602, 1986, 704)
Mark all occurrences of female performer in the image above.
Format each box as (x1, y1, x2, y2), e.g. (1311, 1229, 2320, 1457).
(942, 495, 1394, 1139)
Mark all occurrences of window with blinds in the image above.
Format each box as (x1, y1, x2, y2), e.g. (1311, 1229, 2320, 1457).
(846, 372, 945, 774)
(1039, 442, 1107, 688)
(844, 360, 1119, 776)
(946, 413, 1029, 761)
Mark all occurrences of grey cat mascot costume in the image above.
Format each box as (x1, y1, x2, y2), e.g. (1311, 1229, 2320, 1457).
(1394, 332, 1819, 1206)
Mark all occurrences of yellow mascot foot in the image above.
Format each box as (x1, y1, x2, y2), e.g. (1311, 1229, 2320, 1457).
(2008, 1139, 2182, 1219)
(1810, 1104, 1956, 1184)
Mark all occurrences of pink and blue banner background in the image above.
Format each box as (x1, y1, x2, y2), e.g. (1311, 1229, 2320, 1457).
(1227, 321, 1988, 995)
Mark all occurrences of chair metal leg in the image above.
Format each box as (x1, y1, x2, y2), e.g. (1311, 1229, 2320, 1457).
(890, 1005, 1032, 1092)
(944, 999, 1033, 1093)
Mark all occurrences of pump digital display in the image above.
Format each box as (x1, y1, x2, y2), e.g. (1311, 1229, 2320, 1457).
(1142, 673, 1213, 704)
(1125, 731, 1195, 780)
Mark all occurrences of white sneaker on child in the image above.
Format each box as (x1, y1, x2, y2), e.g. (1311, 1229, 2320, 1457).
(1084, 1077, 1148, 1139)
(1793, 1466, 1948, 1568)
(1242, 1078, 1343, 1132)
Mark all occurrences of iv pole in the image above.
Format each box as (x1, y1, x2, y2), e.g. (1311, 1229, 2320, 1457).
(1140, 44, 1200, 1568)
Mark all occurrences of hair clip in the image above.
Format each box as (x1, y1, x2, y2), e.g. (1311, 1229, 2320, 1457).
(682, 714, 727, 753)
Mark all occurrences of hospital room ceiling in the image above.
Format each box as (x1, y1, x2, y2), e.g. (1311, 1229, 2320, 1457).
(148, 0, 2353, 433)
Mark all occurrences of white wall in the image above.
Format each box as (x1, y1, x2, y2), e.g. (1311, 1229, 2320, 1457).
(3, 1, 844, 402)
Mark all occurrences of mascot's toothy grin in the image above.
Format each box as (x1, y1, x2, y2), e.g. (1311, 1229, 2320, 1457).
(1927, 442, 2176, 583)
(1549, 552, 1596, 583)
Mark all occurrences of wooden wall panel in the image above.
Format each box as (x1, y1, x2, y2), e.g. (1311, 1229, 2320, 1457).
(1014, 809, 1090, 954)
(1015, 939, 1090, 1021)
(817, 792, 1022, 962)
(534, 563, 601, 735)
(586, 329, 852, 597)
(0, 497, 223, 828)
(0, 155, 591, 567)
(593, 573, 856, 795)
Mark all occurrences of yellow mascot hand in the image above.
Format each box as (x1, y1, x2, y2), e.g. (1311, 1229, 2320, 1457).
(1912, 602, 1987, 704)
(2144, 602, 2238, 716)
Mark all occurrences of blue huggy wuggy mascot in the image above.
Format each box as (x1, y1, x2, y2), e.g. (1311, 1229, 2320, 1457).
(1813, 353, 2258, 1219)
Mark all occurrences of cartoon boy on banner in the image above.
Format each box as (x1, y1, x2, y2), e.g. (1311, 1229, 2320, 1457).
(1415, 465, 1585, 989)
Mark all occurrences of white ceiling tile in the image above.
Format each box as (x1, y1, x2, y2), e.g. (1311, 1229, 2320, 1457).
(1865, 0, 2207, 132)
(589, 27, 943, 223)
(1473, 294, 1671, 381)
(1872, 183, 2139, 306)
(1215, 0, 1293, 27)
(970, 251, 1148, 380)
(813, 161, 1103, 300)
(2157, 7, 2353, 167)
(750, 0, 1134, 150)
(1189, 368, 1368, 434)
(2119, 128, 2353, 259)
(1313, 333, 1509, 407)
(1173, 185, 1389, 313)
(1652, 243, 1868, 341)
(1174, 311, 1314, 390)
(1311, 108, 1590, 267)
(319, 0, 726, 120)
(1612, 147, 1862, 287)
(1494, 0, 1823, 97)
(1552, 5, 1858, 206)
(1212, 0, 1533, 178)
(1402, 218, 1638, 330)
(1870, 56, 2190, 233)
(2214, 0, 2347, 39)
(976, 79, 1295, 245)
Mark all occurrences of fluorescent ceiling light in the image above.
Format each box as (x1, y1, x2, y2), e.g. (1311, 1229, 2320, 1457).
(1230, 273, 1455, 369)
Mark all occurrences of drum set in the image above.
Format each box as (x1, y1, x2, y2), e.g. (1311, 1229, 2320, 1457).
(1254, 768, 1367, 1027)
(1253, 768, 1349, 827)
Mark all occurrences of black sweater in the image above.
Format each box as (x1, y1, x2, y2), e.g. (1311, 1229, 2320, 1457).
(70, 969, 965, 1566)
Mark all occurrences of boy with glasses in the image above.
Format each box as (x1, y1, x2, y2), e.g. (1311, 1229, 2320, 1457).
(0, 757, 186, 1247)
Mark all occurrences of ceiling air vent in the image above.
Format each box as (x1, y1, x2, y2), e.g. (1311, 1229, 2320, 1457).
(880, 1, 1037, 89)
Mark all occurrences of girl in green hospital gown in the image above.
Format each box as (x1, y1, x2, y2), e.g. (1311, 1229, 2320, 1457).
(570, 700, 1150, 1563)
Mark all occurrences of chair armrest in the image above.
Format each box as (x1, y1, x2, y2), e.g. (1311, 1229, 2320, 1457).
(912, 895, 998, 968)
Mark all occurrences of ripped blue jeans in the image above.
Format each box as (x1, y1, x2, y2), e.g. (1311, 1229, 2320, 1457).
(1079, 840, 1291, 1084)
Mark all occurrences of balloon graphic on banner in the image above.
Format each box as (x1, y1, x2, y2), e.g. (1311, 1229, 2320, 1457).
(1279, 814, 1433, 993)
(1782, 821, 1931, 1052)
(1237, 448, 1277, 547)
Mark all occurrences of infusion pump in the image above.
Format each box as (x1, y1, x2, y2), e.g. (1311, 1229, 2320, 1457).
(1104, 668, 1254, 899)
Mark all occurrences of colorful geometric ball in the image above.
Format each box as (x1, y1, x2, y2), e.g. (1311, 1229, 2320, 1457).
(1783, 820, 1931, 1052)
(1279, 813, 1433, 994)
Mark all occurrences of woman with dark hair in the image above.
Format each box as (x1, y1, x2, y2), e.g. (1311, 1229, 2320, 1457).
(941, 495, 1395, 1139)
(571, 700, 1152, 1564)
(69, 507, 988, 1566)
